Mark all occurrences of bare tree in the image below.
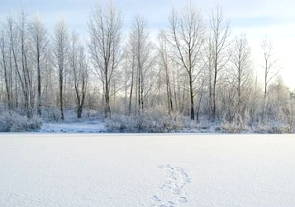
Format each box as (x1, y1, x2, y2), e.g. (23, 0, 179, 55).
(261, 39, 278, 120)
(121, 43, 136, 115)
(168, 4, 205, 120)
(0, 29, 13, 110)
(42, 47, 55, 108)
(8, 12, 35, 118)
(89, 3, 122, 118)
(70, 33, 88, 118)
(126, 45, 136, 115)
(7, 17, 21, 109)
(208, 7, 230, 121)
(128, 16, 153, 115)
(54, 20, 69, 120)
(29, 16, 48, 116)
(21, 12, 34, 118)
(158, 31, 174, 115)
(231, 34, 251, 116)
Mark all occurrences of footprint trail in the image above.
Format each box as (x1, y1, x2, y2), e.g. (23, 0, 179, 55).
(151, 164, 191, 207)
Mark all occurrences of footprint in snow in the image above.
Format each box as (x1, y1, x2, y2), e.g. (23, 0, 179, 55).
(152, 195, 161, 202)
(151, 164, 191, 207)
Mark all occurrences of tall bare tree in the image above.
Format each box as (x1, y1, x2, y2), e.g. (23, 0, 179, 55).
(29, 16, 48, 116)
(70, 33, 88, 118)
(9, 12, 35, 118)
(158, 31, 173, 115)
(89, 3, 122, 118)
(168, 4, 205, 120)
(121, 43, 136, 115)
(0, 29, 13, 110)
(126, 45, 136, 115)
(208, 7, 230, 121)
(129, 17, 153, 115)
(7, 17, 21, 109)
(261, 39, 278, 120)
(231, 34, 251, 116)
(54, 20, 69, 120)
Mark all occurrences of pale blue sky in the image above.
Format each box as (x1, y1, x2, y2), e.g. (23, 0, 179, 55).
(1, 0, 295, 88)
(1, 0, 293, 31)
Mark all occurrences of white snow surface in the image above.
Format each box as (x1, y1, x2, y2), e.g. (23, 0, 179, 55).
(0, 134, 295, 207)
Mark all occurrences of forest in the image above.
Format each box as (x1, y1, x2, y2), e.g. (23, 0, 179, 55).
(0, 2, 294, 133)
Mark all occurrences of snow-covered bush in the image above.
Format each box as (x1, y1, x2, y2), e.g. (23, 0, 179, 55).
(220, 122, 246, 133)
(254, 122, 292, 134)
(220, 114, 248, 133)
(0, 111, 42, 132)
(106, 114, 137, 132)
(281, 103, 295, 133)
(106, 108, 186, 132)
(42, 107, 103, 122)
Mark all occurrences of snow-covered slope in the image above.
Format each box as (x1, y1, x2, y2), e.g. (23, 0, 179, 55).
(0, 134, 294, 207)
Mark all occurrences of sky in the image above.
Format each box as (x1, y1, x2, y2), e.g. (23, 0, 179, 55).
(0, 0, 295, 88)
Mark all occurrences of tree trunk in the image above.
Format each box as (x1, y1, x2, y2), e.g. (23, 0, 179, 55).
(189, 74, 195, 120)
(104, 82, 111, 118)
(212, 62, 218, 121)
(77, 106, 82, 119)
(0, 38, 12, 110)
(165, 65, 173, 115)
(37, 43, 42, 116)
(59, 70, 64, 120)
(128, 63, 134, 115)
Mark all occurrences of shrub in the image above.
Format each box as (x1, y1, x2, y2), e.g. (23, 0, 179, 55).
(220, 114, 248, 133)
(0, 111, 42, 132)
(254, 122, 292, 134)
(106, 108, 186, 133)
(220, 121, 247, 133)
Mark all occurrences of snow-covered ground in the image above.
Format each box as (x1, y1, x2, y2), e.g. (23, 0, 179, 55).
(39, 120, 106, 133)
(0, 134, 295, 207)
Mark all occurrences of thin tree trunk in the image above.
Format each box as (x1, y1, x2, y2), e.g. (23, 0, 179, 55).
(128, 60, 134, 115)
(59, 67, 64, 120)
(0, 37, 12, 110)
(189, 74, 195, 120)
(37, 41, 42, 116)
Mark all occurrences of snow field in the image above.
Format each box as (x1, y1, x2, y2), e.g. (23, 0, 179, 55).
(0, 134, 295, 207)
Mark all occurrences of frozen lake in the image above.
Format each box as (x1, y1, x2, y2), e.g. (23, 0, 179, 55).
(0, 134, 294, 207)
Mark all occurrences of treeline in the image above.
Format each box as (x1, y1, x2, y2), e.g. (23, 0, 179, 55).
(0, 2, 294, 131)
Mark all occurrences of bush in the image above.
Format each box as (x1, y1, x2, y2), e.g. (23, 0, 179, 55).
(220, 121, 247, 133)
(0, 111, 42, 132)
(106, 108, 186, 133)
(219, 113, 248, 133)
(254, 122, 292, 134)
